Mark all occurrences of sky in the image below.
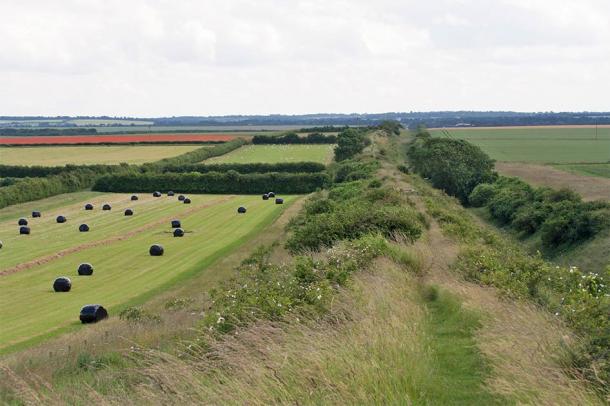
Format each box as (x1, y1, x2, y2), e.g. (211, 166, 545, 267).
(0, 0, 609, 117)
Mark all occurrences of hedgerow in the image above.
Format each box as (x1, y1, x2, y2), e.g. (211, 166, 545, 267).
(252, 132, 337, 144)
(160, 161, 326, 174)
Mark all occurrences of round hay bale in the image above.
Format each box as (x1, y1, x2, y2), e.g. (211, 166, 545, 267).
(79, 305, 108, 324)
(173, 228, 185, 237)
(178, 195, 186, 201)
(32, 211, 41, 218)
(85, 203, 94, 210)
(19, 226, 30, 235)
(0, 241, 3, 249)
(153, 191, 162, 197)
(262, 194, 269, 200)
(167, 191, 175, 196)
(18, 218, 28, 226)
(56, 215, 67, 223)
(267, 192, 275, 198)
(171, 219, 181, 228)
(78, 263, 94, 275)
(79, 224, 90, 232)
(149, 244, 164, 256)
(275, 198, 284, 205)
(102, 204, 111, 211)
(237, 206, 247, 214)
(183, 198, 191, 204)
(53, 277, 72, 292)
(131, 195, 139, 201)
(124, 208, 134, 216)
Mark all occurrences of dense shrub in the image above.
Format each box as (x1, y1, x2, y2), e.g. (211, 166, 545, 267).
(377, 120, 403, 136)
(93, 171, 329, 194)
(329, 159, 379, 183)
(252, 132, 337, 144)
(407, 138, 496, 203)
(469, 176, 610, 248)
(334, 128, 369, 161)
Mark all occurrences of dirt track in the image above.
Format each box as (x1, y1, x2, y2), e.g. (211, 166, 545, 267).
(495, 162, 610, 201)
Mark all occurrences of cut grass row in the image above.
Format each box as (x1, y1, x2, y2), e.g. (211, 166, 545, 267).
(0, 191, 296, 353)
(206, 144, 335, 164)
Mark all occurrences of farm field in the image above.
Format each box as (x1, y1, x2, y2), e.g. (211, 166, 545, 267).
(0, 145, 204, 166)
(0, 134, 236, 145)
(206, 145, 334, 164)
(554, 163, 610, 179)
(0, 191, 296, 352)
(432, 127, 610, 163)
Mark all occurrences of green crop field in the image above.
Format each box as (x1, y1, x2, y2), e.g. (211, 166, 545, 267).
(0, 191, 295, 352)
(206, 145, 334, 164)
(0, 145, 204, 166)
(432, 127, 610, 163)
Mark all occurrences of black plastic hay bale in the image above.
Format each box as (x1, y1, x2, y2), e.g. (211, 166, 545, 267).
(171, 219, 181, 228)
(102, 204, 111, 211)
(56, 215, 67, 223)
(79, 224, 90, 232)
(18, 218, 28, 226)
(124, 208, 134, 216)
(85, 203, 94, 210)
(173, 228, 185, 237)
(131, 195, 139, 201)
(19, 226, 30, 235)
(183, 198, 191, 204)
(32, 211, 41, 218)
(153, 191, 162, 197)
(267, 192, 275, 198)
(275, 198, 284, 204)
(53, 277, 72, 292)
(149, 244, 164, 256)
(178, 195, 186, 201)
(0, 240, 3, 249)
(79, 305, 108, 324)
(237, 206, 247, 214)
(167, 191, 175, 196)
(262, 194, 269, 200)
(77, 263, 94, 275)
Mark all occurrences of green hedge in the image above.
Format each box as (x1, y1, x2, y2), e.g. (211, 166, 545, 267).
(252, 132, 337, 144)
(93, 171, 329, 194)
(152, 138, 246, 167)
(160, 161, 326, 174)
(0, 172, 96, 209)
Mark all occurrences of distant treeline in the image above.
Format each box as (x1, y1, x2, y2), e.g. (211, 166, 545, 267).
(161, 162, 326, 174)
(93, 171, 329, 194)
(252, 132, 337, 144)
(0, 128, 97, 136)
(296, 126, 349, 133)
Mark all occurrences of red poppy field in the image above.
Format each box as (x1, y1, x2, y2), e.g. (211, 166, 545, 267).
(0, 133, 236, 145)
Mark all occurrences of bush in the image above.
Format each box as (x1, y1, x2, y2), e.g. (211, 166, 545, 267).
(468, 183, 496, 207)
(334, 128, 369, 161)
(407, 138, 496, 203)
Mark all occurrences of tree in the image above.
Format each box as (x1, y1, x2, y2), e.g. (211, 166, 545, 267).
(334, 128, 367, 161)
(378, 120, 403, 136)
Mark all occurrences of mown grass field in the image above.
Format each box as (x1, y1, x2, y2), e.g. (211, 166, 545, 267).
(431, 127, 610, 163)
(554, 163, 610, 179)
(0, 191, 295, 353)
(206, 145, 334, 164)
(0, 145, 204, 166)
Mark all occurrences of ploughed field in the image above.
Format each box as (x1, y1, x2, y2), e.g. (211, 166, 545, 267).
(206, 145, 335, 164)
(0, 145, 205, 166)
(0, 191, 294, 353)
(431, 127, 610, 163)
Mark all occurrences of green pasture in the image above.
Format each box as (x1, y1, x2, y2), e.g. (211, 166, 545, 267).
(432, 127, 610, 163)
(0, 145, 204, 166)
(206, 145, 334, 164)
(0, 192, 295, 352)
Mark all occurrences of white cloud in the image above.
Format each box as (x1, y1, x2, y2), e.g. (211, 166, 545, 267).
(0, 0, 608, 115)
